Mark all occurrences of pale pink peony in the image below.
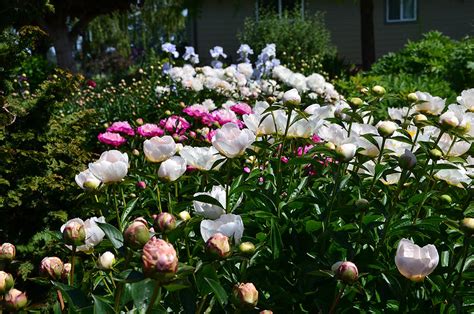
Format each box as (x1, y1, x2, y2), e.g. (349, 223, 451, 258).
(137, 124, 164, 137)
(142, 238, 178, 280)
(107, 121, 135, 136)
(98, 132, 127, 147)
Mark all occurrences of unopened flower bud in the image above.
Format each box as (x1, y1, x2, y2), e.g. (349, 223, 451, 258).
(0, 243, 16, 262)
(165, 110, 172, 116)
(0, 271, 14, 293)
(153, 212, 176, 233)
(267, 96, 277, 104)
(62, 220, 86, 246)
(98, 251, 115, 270)
(399, 149, 417, 170)
(439, 111, 459, 129)
(335, 143, 357, 162)
(460, 218, 474, 235)
(457, 121, 471, 134)
(142, 238, 178, 281)
(260, 311, 273, 314)
(239, 242, 256, 255)
(4, 288, 28, 311)
(377, 121, 398, 137)
(40, 257, 64, 280)
(372, 85, 386, 96)
(332, 261, 359, 284)
(440, 194, 452, 204)
(124, 218, 150, 250)
(355, 198, 369, 210)
(413, 114, 428, 127)
(233, 282, 258, 308)
(136, 181, 146, 189)
(407, 93, 418, 102)
(282, 88, 301, 106)
(62, 263, 71, 280)
(206, 233, 231, 258)
(178, 211, 191, 221)
(324, 142, 336, 150)
(136, 118, 144, 125)
(133, 149, 140, 156)
(429, 148, 443, 160)
(360, 87, 369, 95)
(349, 97, 363, 107)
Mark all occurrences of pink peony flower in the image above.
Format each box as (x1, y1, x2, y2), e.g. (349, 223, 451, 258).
(183, 104, 209, 118)
(107, 121, 135, 136)
(231, 103, 253, 115)
(297, 145, 314, 156)
(312, 134, 322, 143)
(160, 116, 191, 134)
(137, 124, 164, 137)
(211, 109, 240, 126)
(201, 113, 216, 126)
(206, 129, 218, 142)
(98, 132, 127, 147)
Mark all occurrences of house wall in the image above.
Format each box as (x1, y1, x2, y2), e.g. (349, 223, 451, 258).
(190, 0, 474, 64)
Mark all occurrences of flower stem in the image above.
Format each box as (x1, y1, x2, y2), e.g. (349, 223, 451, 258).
(156, 184, 162, 213)
(451, 237, 471, 305)
(146, 282, 162, 314)
(329, 283, 346, 314)
(70, 245, 76, 286)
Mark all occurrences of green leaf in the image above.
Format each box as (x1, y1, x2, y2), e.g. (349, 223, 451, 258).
(92, 295, 114, 314)
(204, 277, 228, 307)
(164, 279, 191, 292)
(51, 281, 91, 310)
(305, 220, 322, 233)
(120, 198, 139, 228)
(270, 219, 282, 259)
(192, 194, 224, 209)
(196, 264, 219, 295)
(97, 222, 123, 249)
(114, 269, 145, 283)
(130, 278, 155, 309)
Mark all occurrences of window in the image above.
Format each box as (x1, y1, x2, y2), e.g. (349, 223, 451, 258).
(386, 0, 417, 23)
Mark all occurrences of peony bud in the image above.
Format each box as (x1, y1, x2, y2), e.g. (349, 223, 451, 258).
(40, 257, 64, 280)
(372, 85, 386, 96)
(62, 220, 86, 246)
(0, 243, 16, 262)
(399, 149, 417, 170)
(153, 212, 177, 233)
(395, 238, 439, 281)
(377, 120, 398, 137)
(413, 114, 428, 127)
(98, 251, 115, 270)
(4, 288, 28, 311)
(142, 238, 178, 281)
(335, 143, 357, 162)
(0, 271, 14, 293)
(439, 111, 459, 129)
(440, 194, 452, 204)
(132, 149, 140, 156)
(62, 263, 71, 280)
(407, 92, 418, 102)
(124, 218, 150, 250)
(324, 142, 336, 151)
(332, 261, 359, 284)
(136, 181, 147, 189)
(260, 311, 273, 314)
(239, 242, 256, 255)
(429, 148, 443, 160)
(233, 282, 258, 308)
(206, 233, 231, 258)
(136, 118, 144, 125)
(178, 211, 191, 221)
(282, 88, 301, 106)
(355, 198, 369, 210)
(460, 218, 474, 235)
(349, 97, 363, 107)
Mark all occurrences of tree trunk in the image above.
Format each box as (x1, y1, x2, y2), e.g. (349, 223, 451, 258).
(360, 0, 375, 70)
(47, 21, 77, 72)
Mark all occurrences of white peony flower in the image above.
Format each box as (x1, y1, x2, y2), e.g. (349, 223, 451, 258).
(88, 150, 129, 183)
(434, 160, 471, 187)
(212, 123, 255, 158)
(179, 146, 224, 171)
(395, 238, 439, 282)
(75, 169, 101, 189)
(98, 251, 115, 270)
(282, 88, 301, 106)
(457, 88, 474, 112)
(193, 185, 226, 219)
(143, 136, 177, 163)
(61, 216, 106, 252)
(415, 91, 445, 115)
(158, 156, 187, 182)
(200, 214, 244, 244)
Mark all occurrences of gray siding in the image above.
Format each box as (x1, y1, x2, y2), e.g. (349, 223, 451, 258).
(191, 0, 474, 64)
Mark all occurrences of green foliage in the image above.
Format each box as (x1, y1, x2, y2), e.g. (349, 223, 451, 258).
(238, 8, 336, 76)
(370, 31, 474, 93)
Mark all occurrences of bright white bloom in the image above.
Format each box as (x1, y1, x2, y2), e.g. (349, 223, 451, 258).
(60, 217, 106, 252)
(143, 136, 177, 163)
(200, 214, 244, 244)
(395, 238, 439, 282)
(437, 133, 470, 157)
(360, 160, 402, 185)
(210, 46, 227, 59)
(415, 91, 445, 115)
(98, 251, 115, 270)
(434, 161, 471, 187)
(287, 115, 324, 138)
(237, 63, 253, 79)
(457, 88, 474, 112)
(306, 73, 326, 94)
(388, 107, 415, 123)
(318, 124, 348, 146)
(193, 185, 226, 219)
(439, 110, 460, 128)
(75, 169, 101, 189)
(351, 123, 380, 157)
(377, 120, 398, 137)
(336, 143, 357, 162)
(179, 146, 224, 171)
(282, 88, 301, 106)
(183, 46, 199, 64)
(88, 150, 129, 183)
(158, 156, 187, 181)
(212, 123, 255, 158)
